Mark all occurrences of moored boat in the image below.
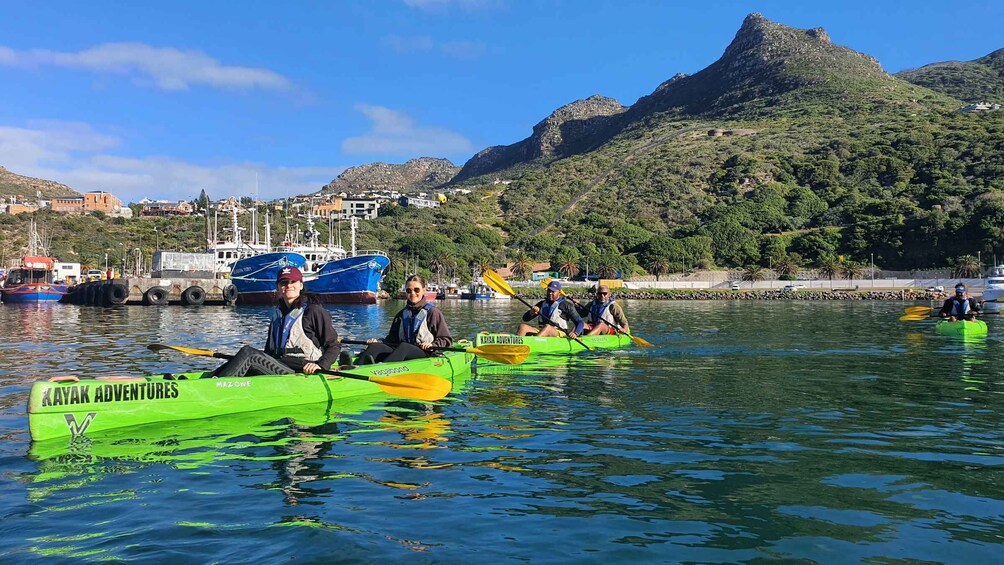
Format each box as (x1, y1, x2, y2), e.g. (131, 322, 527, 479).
(980, 264, 1004, 314)
(28, 350, 473, 441)
(934, 319, 988, 338)
(473, 332, 633, 357)
(1, 256, 69, 303)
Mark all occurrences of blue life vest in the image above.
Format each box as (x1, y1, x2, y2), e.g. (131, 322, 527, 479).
(401, 302, 436, 344)
(269, 304, 307, 356)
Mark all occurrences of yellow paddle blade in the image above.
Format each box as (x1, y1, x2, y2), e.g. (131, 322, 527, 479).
(903, 306, 932, 316)
(629, 334, 654, 347)
(366, 373, 453, 402)
(899, 313, 930, 321)
(148, 343, 217, 357)
(483, 268, 516, 297)
(467, 344, 530, 365)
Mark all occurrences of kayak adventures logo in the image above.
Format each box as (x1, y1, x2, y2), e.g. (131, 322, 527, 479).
(64, 412, 96, 436)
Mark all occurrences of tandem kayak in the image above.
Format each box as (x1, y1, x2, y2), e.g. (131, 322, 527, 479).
(473, 332, 633, 358)
(934, 319, 988, 338)
(28, 350, 473, 442)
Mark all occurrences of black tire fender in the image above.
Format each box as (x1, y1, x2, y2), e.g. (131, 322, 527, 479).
(181, 286, 206, 306)
(144, 286, 169, 306)
(105, 283, 129, 306)
(223, 284, 238, 305)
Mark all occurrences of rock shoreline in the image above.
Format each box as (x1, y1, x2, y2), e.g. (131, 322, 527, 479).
(564, 289, 943, 301)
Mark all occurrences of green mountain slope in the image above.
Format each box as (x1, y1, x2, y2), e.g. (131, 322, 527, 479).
(897, 48, 1004, 102)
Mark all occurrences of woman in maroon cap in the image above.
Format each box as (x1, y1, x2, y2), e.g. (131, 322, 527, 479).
(356, 274, 453, 364)
(212, 265, 341, 377)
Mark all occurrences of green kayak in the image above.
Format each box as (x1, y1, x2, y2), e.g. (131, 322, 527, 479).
(28, 350, 473, 442)
(934, 319, 988, 338)
(473, 332, 633, 358)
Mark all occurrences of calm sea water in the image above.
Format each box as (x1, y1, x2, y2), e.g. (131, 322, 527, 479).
(0, 299, 1001, 563)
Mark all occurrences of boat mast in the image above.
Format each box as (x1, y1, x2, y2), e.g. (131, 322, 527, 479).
(350, 216, 357, 257)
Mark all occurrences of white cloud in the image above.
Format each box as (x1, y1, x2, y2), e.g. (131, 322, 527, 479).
(0, 121, 341, 203)
(0, 43, 291, 92)
(342, 104, 473, 156)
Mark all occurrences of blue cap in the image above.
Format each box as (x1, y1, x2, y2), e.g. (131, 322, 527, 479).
(547, 280, 562, 292)
(955, 284, 966, 293)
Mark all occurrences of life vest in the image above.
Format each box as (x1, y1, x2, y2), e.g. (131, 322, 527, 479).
(949, 297, 972, 319)
(268, 304, 323, 361)
(540, 298, 569, 330)
(399, 302, 436, 345)
(589, 299, 616, 326)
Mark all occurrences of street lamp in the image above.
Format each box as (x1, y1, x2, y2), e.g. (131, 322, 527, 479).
(154, 227, 159, 251)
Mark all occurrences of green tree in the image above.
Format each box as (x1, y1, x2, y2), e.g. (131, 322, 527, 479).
(954, 254, 982, 278)
(510, 249, 534, 281)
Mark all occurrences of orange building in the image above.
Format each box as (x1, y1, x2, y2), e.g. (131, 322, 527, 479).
(311, 198, 343, 218)
(50, 191, 124, 215)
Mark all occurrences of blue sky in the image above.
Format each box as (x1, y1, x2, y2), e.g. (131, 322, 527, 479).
(1, 0, 1001, 203)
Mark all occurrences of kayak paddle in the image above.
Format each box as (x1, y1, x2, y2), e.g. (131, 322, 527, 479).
(899, 306, 933, 321)
(337, 339, 530, 365)
(483, 268, 591, 350)
(539, 278, 653, 347)
(147, 344, 452, 402)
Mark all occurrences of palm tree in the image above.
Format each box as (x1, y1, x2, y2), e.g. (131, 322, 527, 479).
(954, 254, 982, 278)
(773, 255, 799, 278)
(646, 257, 670, 281)
(510, 249, 534, 281)
(429, 254, 453, 285)
(558, 258, 580, 279)
(741, 265, 765, 282)
(474, 256, 494, 276)
(595, 258, 618, 279)
(842, 261, 864, 280)
(817, 258, 840, 281)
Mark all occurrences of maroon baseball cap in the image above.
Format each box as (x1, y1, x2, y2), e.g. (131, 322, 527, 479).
(277, 266, 303, 283)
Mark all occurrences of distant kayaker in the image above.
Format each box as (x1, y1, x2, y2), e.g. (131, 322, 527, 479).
(577, 284, 630, 336)
(356, 274, 453, 364)
(212, 266, 340, 377)
(938, 283, 982, 322)
(516, 280, 584, 338)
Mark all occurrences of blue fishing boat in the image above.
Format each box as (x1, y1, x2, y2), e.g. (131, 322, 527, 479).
(228, 217, 389, 305)
(1, 256, 69, 303)
(1, 220, 69, 303)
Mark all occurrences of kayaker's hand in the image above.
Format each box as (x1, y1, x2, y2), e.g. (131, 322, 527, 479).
(567, 331, 578, 339)
(366, 338, 378, 344)
(419, 342, 432, 351)
(302, 362, 321, 374)
(949, 316, 957, 322)
(531, 306, 540, 315)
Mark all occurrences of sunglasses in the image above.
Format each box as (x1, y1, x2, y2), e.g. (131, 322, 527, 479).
(406, 287, 424, 294)
(598, 292, 609, 296)
(278, 279, 297, 287)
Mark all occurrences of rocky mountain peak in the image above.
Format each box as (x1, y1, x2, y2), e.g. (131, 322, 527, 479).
(320, 157, 459, 195)
(529, 95, 626, 159)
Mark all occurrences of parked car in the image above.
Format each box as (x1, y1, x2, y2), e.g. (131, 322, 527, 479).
(730, 281, 742, 290)
(925, 285, 945, 292)
(783, 283, 807, 291)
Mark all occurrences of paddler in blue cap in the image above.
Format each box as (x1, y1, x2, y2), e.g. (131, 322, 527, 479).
(516, 279, 584, 338)
(938, 283, 982, 322)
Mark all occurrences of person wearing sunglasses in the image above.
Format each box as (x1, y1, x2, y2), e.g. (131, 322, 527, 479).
(356, 274, 453, 364)
(938, 283, 982, 322)
(212, 266, 341, 377)
(578, 284, 631, 336)
(516, 280, 584, 338)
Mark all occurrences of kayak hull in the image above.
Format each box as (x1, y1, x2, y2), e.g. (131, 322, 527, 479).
(473, 332, 632, 357)
(934, 319, 988, 338)
(28, 351, 473, 442)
